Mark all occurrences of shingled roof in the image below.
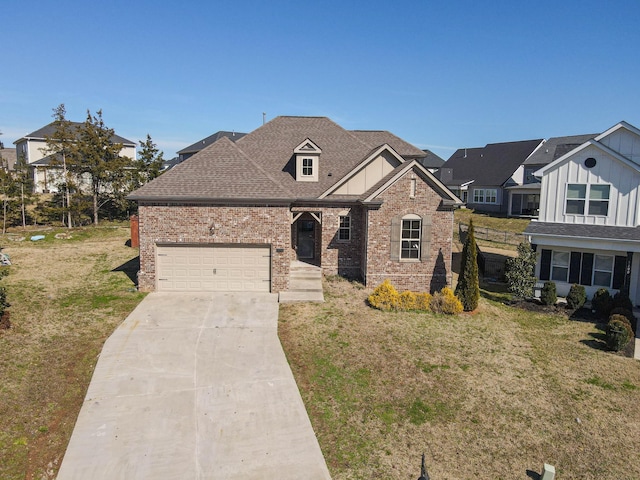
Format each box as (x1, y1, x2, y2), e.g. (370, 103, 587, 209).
(525, 221, 640, 243)
(129, 116, 426, 202)
(177, 131, 246, 155)
(439, 139, 543, 187)
(522, 134, 596, 166)
(15, 122, 135, 146)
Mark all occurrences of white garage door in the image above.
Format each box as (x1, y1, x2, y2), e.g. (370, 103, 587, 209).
(156, 245, 271, 292)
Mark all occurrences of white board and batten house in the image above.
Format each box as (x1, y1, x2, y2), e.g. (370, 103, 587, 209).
(525, 121, 640, 305)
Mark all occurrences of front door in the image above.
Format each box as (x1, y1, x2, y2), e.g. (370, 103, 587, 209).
(297, 220, 315, 259)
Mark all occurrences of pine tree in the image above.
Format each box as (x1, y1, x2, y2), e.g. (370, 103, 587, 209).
(455, 218, 480, 311)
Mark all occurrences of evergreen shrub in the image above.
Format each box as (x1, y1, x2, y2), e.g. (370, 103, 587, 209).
(540, 281, 557, 306)
(566, 284, 587, 309)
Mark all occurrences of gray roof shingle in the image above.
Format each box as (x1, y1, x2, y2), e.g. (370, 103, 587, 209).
(525, 221, 640, 242)
(129, 116, 427, 202)
(177, 131, 246, 155)
(17, 122, 135, 146)
(439, 139, 543, 187)
(522, 134, 597, 166)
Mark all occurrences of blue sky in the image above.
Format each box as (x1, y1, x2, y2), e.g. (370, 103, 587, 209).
(2, 0, 639, 160)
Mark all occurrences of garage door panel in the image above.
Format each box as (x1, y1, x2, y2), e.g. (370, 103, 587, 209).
(157, 245, 271, 292)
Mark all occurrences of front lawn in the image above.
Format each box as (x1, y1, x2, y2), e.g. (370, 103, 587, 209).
(279, 277, 640, 480)
(0, 225, 144, 480)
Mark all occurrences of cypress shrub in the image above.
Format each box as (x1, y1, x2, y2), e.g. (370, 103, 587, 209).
(606, 316, 633, 351)
(455, 218, 479, 311)
(504, 241, 537, 299)
(609, 307, 636, 333)
(540, 281, 557, 306)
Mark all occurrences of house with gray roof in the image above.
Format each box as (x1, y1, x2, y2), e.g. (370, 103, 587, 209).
(419, 149, 445, 173)
(524, 121, 640, 305)
(436, 139, 543, 215)
(14, 122, 135, 193)
(128, 116, 461, 295)
(177, 131, 246, 163)
(506, 133, 596, 217)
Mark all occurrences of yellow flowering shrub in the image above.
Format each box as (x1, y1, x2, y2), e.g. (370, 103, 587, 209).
(415, 292, 432, 311)
(398, 291, 418, 311)
(368, 279, 400, 311)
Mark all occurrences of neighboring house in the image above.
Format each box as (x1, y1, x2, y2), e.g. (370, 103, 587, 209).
(177, 131, 246, 162)
(0, 147, 17, 171)
(419, 149, 445, 173)
(13, 122, 136, 193)
(507, 133, 596, 217)
(437, 139, 543, 214)
(128, 116, 461, 294)
(524, 121, 640, 305)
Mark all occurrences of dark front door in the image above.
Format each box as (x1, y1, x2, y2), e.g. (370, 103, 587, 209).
(297, 220, 315, 259)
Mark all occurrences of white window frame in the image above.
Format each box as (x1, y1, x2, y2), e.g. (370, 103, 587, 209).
(593, 254, 613, 287)
(551, 251, 569, 283)
(401, 215, 421, 260)
(565, 183, 610, 216)
(338, 215, 351, 241)
(473, 188, 497, 204)
(302, 157, 314, 177)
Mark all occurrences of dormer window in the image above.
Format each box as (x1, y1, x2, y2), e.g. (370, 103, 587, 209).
(294, 138, 321, 182)
(302, 158, 314, 177)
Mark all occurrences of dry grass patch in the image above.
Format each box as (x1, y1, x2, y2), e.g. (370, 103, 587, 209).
(279, 277, 640, 480)
(0, 225, 145, 480)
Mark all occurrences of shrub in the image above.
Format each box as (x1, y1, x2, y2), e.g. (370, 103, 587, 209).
(610, 307, 636, 333)
(566, 284, 587, 309)
(540, 281, 557, 306)
(606, 317, 633, 351)
(613, 291, 633, 311)
(368, 279, 400, 311)
(431, 287, 463, 315)
(415, 292, 432, 312)
(505, 242, 537, 299)
(398, 291, 418, 311)
(591, 288, 614, 318)
(455, 219, 480, 311)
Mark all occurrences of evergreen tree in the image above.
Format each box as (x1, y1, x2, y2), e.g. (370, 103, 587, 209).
(43, 104, 76, 228)
(455, 218, 480, 311)
(69, 109, 131, 224)
(505, 241, 537, 298)
(134, 134, 164, 186)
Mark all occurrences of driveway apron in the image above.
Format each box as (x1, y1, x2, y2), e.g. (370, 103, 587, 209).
(56, 292, 332, 479)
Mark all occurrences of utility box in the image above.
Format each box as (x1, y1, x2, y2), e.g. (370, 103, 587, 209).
(541, 463, 555, 480)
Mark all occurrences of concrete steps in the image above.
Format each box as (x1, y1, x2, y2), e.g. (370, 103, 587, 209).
(279, 261, 324, 303)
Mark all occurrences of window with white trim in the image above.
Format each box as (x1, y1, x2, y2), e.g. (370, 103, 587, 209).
(302, 158, 313, 177)
(593, 255, 613, 287)
(338, 215, 351, 241)
(551, 251, 569, 282)
(565, 183, 610, 216)
(473, 188, 497, 204)
(401, 217, 421, 259)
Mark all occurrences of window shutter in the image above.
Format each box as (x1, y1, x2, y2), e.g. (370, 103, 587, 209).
(580, 253, 593, 286)
(420, 215, 432, 261)
(569, 252, 581, 284)
(612, 255, 627, 289)
(390, 216, 401, 262)
(540, 249, 551, 281)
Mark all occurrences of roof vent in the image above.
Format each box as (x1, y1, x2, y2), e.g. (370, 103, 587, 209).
(584, 157, 596, 168)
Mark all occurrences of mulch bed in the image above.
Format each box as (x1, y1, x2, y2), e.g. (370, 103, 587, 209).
(507, 298, 636, 358)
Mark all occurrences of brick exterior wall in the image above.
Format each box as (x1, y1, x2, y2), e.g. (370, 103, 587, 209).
(318, 206, 364, 279)
(364, 169, 454, 292)
(137, 204, 292, 292)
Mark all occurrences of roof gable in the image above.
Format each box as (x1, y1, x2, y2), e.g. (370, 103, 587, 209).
(361, 159, 462, 205)
(293, 138, 322, 154)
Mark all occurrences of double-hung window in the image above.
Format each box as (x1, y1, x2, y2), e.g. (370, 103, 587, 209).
(593, 255, 613, 287)
(551, 251, 569, 282)
(473, 188, 497, 204)
(338, 215, 351, 241)
(566, 184, 610, 216)
(401, 219, 421, 259)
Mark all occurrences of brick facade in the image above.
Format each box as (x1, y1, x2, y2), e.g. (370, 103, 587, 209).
(136, 169, 454, 294)
(364, 169, 454, 292)
(137, 204, 292, 292)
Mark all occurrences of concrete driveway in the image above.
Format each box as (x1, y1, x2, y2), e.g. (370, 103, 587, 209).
(56, 292, 331, 480)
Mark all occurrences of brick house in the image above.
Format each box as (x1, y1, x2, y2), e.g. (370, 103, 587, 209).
(128, 116, 461, 294)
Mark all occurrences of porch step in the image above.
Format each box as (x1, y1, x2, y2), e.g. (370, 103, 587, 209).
(279, 261, 324, 303)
